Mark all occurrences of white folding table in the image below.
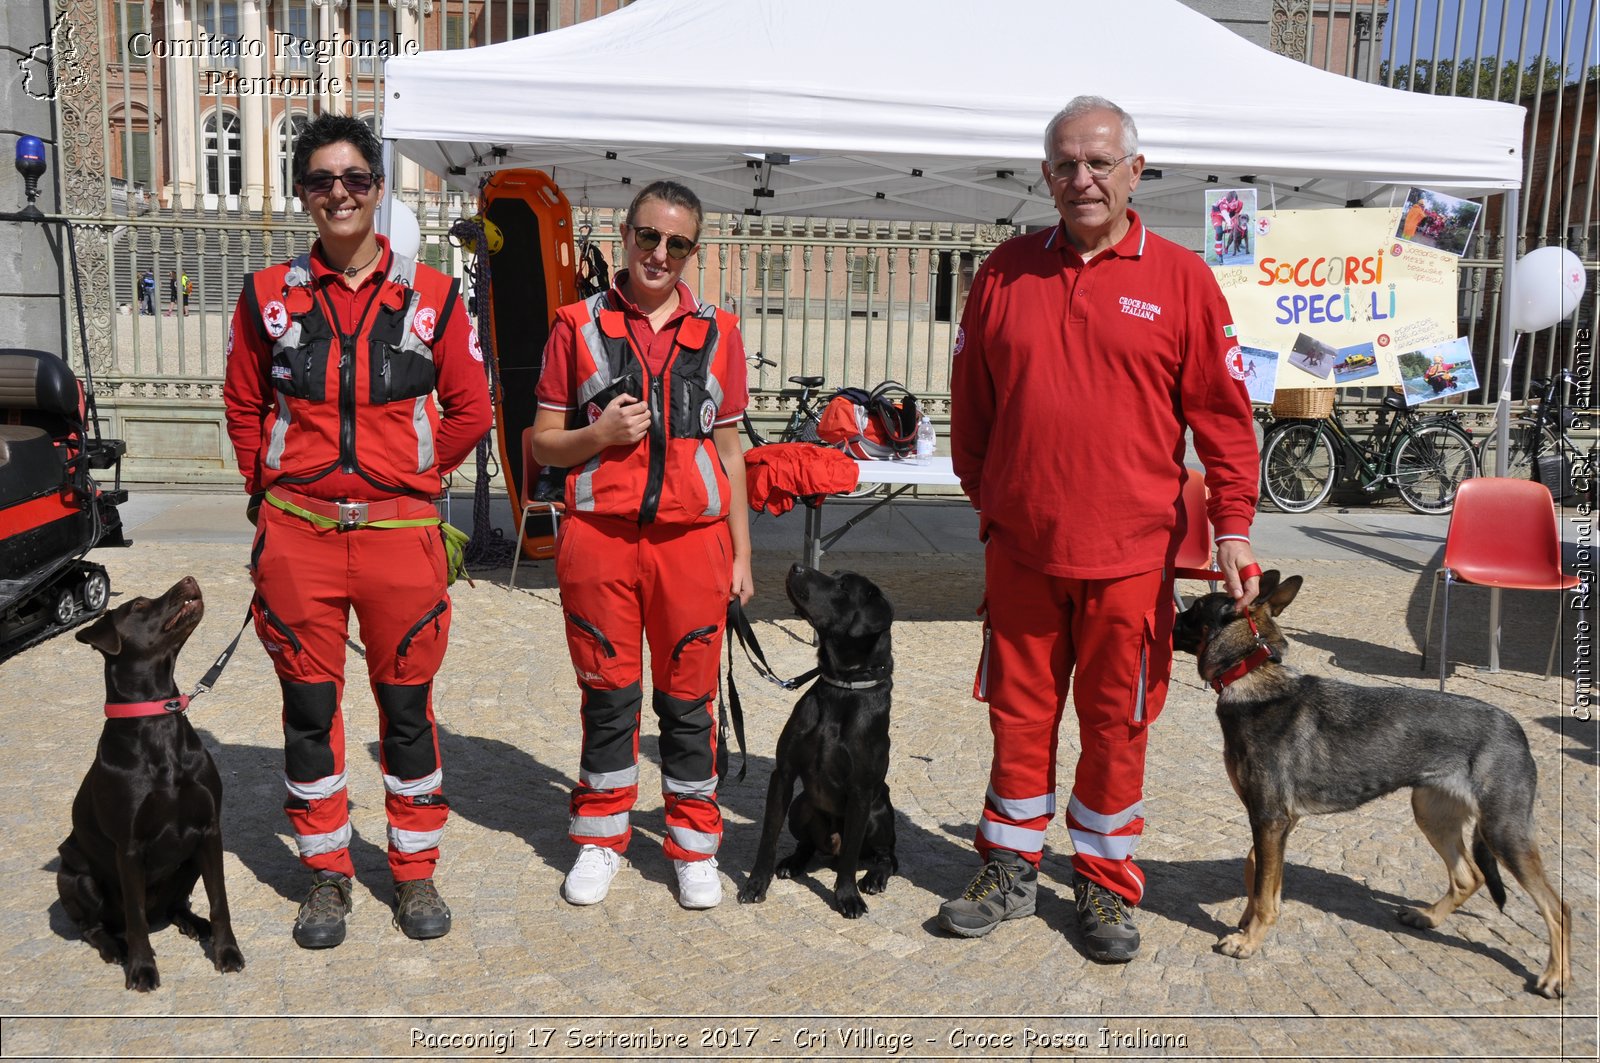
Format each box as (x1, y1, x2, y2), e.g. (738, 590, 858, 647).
(800, 456, 962, 568)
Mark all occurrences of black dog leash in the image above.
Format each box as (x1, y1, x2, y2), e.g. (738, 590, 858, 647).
(725, 598, 819, 691)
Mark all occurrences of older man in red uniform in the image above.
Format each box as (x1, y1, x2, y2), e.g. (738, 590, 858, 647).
(938, 96, 1261, 962)
(224, 114, 491, 949)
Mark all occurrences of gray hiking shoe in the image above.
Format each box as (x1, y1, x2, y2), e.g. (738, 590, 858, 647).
(937, 850, 1037, 937)
(292, 872, 352, 950)
(1072, 875, 1140, 963)
(393, 878, 452, 940)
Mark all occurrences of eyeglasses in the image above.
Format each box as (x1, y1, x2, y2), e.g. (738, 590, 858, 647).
(300, 169, 379, 196)
(1048, 154, 1134, 180)
(630, 225, 698, 260)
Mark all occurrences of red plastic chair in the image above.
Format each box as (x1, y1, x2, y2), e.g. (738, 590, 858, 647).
(1172, 467, 1222, 607)
(1421, 476, 1579, 690)
(508, 425, 563, 592)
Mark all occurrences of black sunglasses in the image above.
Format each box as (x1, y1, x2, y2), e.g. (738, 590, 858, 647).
(300, 169, 379, 196)
(631, 225, 698, 260)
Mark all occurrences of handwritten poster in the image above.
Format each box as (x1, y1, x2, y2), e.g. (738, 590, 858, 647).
(1212, 208, 1460, 391)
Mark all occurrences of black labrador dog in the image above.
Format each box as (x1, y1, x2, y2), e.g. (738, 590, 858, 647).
(738, 565, 898, 918)
(57, 576, 244, 991)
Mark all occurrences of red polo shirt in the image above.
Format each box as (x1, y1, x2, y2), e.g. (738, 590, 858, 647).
(949, 212, 1258, 579)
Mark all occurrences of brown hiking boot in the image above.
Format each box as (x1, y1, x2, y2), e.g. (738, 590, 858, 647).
(292, 872, 352, 950)
(394, 878, 452, 940)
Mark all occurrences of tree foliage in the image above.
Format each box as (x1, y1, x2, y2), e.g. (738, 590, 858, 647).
(1378, 56, 1595, 101)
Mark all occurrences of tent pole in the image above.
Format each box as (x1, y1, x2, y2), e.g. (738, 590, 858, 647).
(1487, 188, 1519, 674)
(378, 139, 397, 238)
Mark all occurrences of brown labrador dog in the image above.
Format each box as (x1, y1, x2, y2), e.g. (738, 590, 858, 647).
(57, 576, 244, 991)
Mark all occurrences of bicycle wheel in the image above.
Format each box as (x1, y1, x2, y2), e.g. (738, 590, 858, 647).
(1477, 419, 1561, 479)
(1261, 421, 1337, 513)
(1392, 422, 1478, 514)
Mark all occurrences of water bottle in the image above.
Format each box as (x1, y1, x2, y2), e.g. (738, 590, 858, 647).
(909, 414, 935, 465)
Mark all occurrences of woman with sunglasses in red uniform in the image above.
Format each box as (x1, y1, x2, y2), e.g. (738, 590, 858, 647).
(531, 180, 753, 911)
(223, 113, 491, 950)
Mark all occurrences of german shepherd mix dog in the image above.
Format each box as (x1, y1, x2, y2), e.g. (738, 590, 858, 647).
(738, 566, 897, 918)
(1172, 571, 1570, 998)
(57, 577, 244, 991)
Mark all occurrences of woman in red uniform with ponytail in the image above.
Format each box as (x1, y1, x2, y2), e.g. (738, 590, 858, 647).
(531, 180, 753, 910)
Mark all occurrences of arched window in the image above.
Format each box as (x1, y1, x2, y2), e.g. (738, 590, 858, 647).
(203, 109, 242, 197)
(278, 112, 310, 197)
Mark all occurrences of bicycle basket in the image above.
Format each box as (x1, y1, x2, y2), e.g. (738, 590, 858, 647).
(1271, 388, 1335, 419)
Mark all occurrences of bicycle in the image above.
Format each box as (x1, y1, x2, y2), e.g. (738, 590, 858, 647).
(741, 353, 829, 447)
(1260, 393, 1478, 514)
(1477, 370, 1597, 502)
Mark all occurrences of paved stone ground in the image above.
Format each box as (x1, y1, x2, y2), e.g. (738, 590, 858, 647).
(0, 514, 1594, 1060)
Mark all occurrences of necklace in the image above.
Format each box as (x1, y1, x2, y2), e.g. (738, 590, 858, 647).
(339, 246, 381, 278)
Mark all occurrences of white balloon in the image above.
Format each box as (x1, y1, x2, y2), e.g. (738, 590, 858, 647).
(387, 198, 422, 262)
(1510, 245, 1588, 332)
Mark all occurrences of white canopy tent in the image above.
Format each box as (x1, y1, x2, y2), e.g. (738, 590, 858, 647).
(382, 0, 1531, 670)
(382, 0, 1525, 230)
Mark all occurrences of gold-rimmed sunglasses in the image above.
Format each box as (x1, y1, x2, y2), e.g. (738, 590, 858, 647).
(630, 225, 698, 260)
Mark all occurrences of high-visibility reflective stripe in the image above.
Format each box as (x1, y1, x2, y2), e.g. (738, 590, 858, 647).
(978, 817, 1046, 852)
(663, 774, 718, 797)
(667, 824, 719, 854)
(580, 765, 640, 790)
(1068, 828, 1141, 862)
(986, 786, 1055, 821)
(1133, 642, 1148, 723)
(294, 820, 353, 857)
(266, 393, 291, 469)
(575, 366, 609, 407)
(389, 825, 444, 853)
(571, 812, 629, 838)
(1067, 794, 1145, 835)
(411, 395, 434, 472)
(383, 768, 443, 797)
(573, 453, 601, 512)
(694, 445, 720, 516)
(284, 770, 347, 801)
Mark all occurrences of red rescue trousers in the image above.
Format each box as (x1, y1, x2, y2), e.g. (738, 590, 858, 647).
(556, 513, 731, 863)
(972, 544, 1174, 904)
(250, 498, 452, 883)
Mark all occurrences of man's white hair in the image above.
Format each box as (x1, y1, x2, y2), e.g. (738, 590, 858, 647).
(1043, 96, 1139, 160)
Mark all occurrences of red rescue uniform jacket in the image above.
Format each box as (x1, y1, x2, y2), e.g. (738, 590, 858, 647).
(223, 236, 491, 502)
(536, 279, 747, 525)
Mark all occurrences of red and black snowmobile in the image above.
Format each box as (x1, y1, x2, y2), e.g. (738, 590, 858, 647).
(0, 348, 128, 659)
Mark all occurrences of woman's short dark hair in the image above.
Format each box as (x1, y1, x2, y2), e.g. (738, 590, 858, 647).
(624, 180, 704, 237)
(292, 113, 384, 186)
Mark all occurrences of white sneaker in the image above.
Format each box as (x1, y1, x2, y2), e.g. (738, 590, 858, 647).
(563, 845, 624, 906)
(674, 857, 722, 909)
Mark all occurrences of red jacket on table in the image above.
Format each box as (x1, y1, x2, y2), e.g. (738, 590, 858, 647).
(536, 279, 748, 525)
(950, 212, 1258, 579)
(223, 235, 491, 502)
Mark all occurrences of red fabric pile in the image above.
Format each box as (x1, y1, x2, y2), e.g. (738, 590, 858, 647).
(743, 443, 861, 515)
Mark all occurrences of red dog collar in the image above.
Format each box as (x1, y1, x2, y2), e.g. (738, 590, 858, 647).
(104, 696, 189, 719)
(1209, 613, 1278, 694)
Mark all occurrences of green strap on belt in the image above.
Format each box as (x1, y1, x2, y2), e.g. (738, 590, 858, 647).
(264, 491, 441, 530)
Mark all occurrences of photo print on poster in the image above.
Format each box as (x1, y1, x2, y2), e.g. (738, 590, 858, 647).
(1395, 187, 1484, 258)
(1205, 188, 1258, 267)
(1287, 331, 1339, 379)
(1399, 336, 1479, 404)
(1233, 345, 1281, 403)
(1331, 341, 1381, 384)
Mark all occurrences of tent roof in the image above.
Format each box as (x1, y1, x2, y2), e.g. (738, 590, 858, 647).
(382, 0, 1525, 229)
